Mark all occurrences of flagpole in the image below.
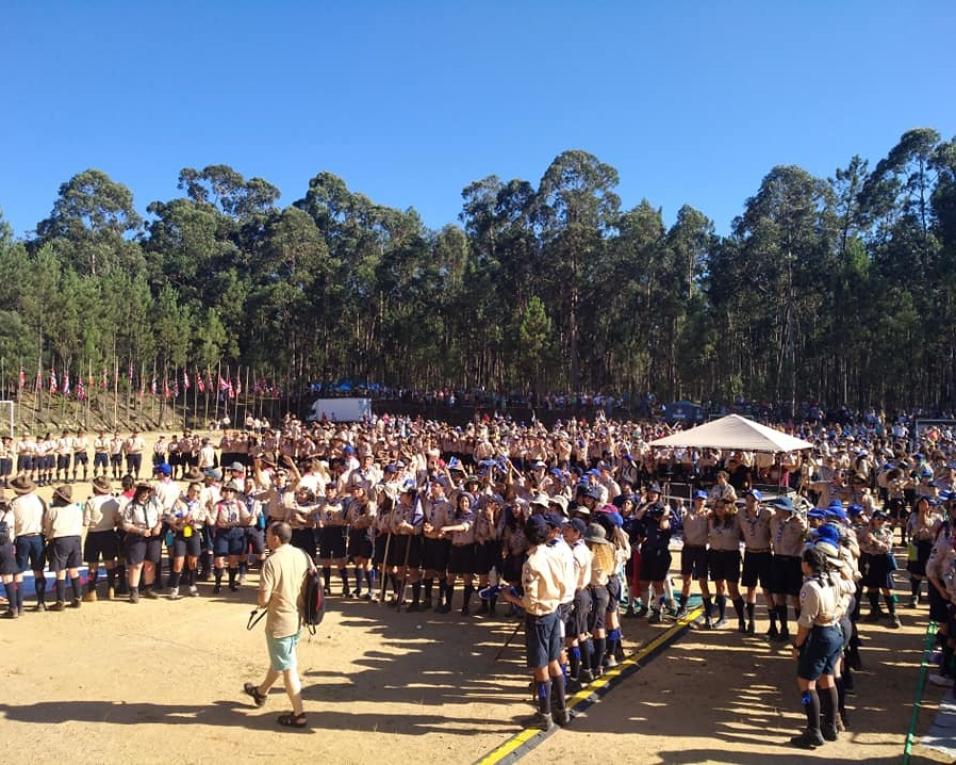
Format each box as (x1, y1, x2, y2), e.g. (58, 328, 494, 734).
(232, 364, 240, 427)
(203, 367, 210, 428)
(85, 359, 91, 429)
(213, 360, 221, 426)
(112, 349, 119, 431)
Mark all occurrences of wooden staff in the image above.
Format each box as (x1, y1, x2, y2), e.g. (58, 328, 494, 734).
(378, 494, 396, 604)
(213, 359, 221, 426)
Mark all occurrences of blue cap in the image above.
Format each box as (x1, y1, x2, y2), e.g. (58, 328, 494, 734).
(567, 518, 587, 535)
(549, 467, 564, 477)
(543, 512, 565, 528)
(525, 514, 551, 541)
(770, 497, 794, 512)
(815, 524, 841, 546)
(827, 500, 844, 510)
(744, 489, 762, 501)
(154, 463, 171, 476)
(693, 490, 708, 500)
(847, 503, 864, 516)
(825, 506, 848, 522)
(808, 508, 826, 519)
(343, 445, 355, 455)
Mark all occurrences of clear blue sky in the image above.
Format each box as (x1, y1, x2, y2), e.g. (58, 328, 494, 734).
(2, 1, 955, 237)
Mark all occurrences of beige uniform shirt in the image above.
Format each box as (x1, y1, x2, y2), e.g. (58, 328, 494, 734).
(683, 509, 710, 547)
(771, 513, 808, 557)
(260, 543, 312, 638)
(708, 515, 742, 551)
(740, 507, 773, 552)
(84, 494, 122, 533)
(797, 578, 841, 628)
(571, 539, 593, 590)
(12, 494, 45, 536)
(521, 543, 568, 616)
(45, 502, 84, 538)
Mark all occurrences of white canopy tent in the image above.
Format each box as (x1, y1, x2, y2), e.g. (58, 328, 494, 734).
(648, 414, 813, 454)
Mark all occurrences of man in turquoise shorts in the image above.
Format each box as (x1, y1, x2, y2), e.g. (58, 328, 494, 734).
(242, 521, 312, 727)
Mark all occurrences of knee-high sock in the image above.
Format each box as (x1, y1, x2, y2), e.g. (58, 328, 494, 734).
(778, 605, 790, 635)
(819, 684, 838, 730)
(411, 581, 421, 604)
(551, 673, 567, 711)
(88, 567, 99, 592)
(535, 680, 552, 716)
(569, 646, 581, 678)
(745, 602, 755, 621)
(70, 576, 82, 600)
(168, 571, 181, 589)
(802, 689, 821, 733)
(732, 597, 745, 622)
(423, 578, 433, 604)
(35, 574, 46, 603)
(716, 595, 727, 620)
(353, 567, 364, 594)
(592, 637, 606, 666)
(835, 677, 847, 720)
(607, 628, 621, 658)
(867, 590, 880, 612)
(338, 568, 349, 592)
(911, 577, 920, 598)
(884, 593, 897, 615)
(322, 567, 331, 589)
(55, 579, 66, 602)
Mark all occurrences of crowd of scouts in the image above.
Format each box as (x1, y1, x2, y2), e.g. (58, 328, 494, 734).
(2, 411, 955, 747)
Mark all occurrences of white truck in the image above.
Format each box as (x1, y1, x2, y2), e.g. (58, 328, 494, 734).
(306, 397, 372, 422)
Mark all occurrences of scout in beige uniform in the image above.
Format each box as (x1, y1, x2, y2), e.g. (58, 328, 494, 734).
(769, 496, 808, 642)
(83, 476, 121, 600)
(72, 430, 90, 482)
(11, 475, 48, 610)
(44, 485, 85, 610)
(679, 490, 711, 623)
(421, 480, 452, 610)
(740, 489, 774, 634)
(316, 483, 350, 596)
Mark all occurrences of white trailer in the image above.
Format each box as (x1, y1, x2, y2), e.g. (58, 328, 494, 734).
(307, 397, 372, 423)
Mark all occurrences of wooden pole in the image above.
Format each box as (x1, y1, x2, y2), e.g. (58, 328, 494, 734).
(213, 360, 221, 426)
(203, 367, 210, 428)
(112, 351, 119, 431)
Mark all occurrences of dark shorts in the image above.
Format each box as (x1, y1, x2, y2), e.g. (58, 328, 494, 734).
(244, 527, 266, 556)
(214, 527, 246, 556)
(318, 526, 347, 560)
(347, 527, 373, 560)
(16, 455, 33, 472)
(15, 535, 45, 572)
(0, 457, 12, 476)
(172, 532, 202, 558)
(589, 584, 610, 632)
(930, 582, 950, 623)
(709, 549, 742, 583)
(51, 536, 82, 570)
(502, 553, 526, 584)
(0, 543, 18, 575)
(448, 543, 477, 575)
(291, 528, 316, 559)
(863, 552, 896, 590)
(741, 551, 773, 589)
(641, 547, 672, 582)
(84, 530, 119, 563)
(56, 455, 70, 470)
(907, 540, 933, 577)
(73, 452, 88, 465)
(125, 536, 162, 565)
(422, 537, 451, 572)
(94, 452, 109, 468)
(570, 587, 592, 637)
(606, 575, 622, 612)
(388, 535, 422, 568)
(680, 545, 708, 579)
(475, 540, 500, 574)
(525, 610, 562, 669)
(110, 454, 123, 466)
(771, 555, 803, 597)
(126, 453, 142, 472)
(798, 625, 843, 680)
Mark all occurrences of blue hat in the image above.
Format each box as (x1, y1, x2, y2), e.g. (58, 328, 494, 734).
(543, 512, 566, 528)
(770, 497, 794, 512)
(154, 463, 171, 476)
(647, 483, 662, 494)
(568, 518, 588, 535)
(847, 503, 864, 516)
(525, 514, 551, 542)
(744, 489, 762, 501)
(815, 524, 841, 546)
(827, 500, 844, 510)
(825, 506, 848, 522)
(549, 467, 564, 476)
(693, 490, 708, 500)
(808, 508, 827, 520)
(343, 445, 355, 455)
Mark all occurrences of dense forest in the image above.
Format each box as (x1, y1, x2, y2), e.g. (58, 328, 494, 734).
(1, 127, 955, 410)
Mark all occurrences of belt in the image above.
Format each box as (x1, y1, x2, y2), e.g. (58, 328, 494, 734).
(17, 533, 41, 538)
(747, 548, 772, 554)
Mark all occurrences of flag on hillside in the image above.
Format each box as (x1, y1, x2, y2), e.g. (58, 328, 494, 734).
(151, 376, 157, 396)
(235, 377, 242, 396)
(62, 371, 71, 397)
(34, 371, 42, 392)
(163, 376, 171, 399)
(101, 369, 108, 390)
(183, 370, 190, 391)
(18, 367, 26, 389)
(173, 380, 180, 398)
(196, 370, 205, 393)
(76, 378, 86, 401)
(218, 375, 229, 392)
(49, 369, 58, 395)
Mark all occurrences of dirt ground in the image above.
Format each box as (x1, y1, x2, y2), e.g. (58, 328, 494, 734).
(1, 431, 952, 764)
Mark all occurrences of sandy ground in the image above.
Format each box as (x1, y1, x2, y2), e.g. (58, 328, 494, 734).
(1, 431, 952, 763)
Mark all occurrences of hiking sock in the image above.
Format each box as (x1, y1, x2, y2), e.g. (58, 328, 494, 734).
(322, 566, 332, 590)
(569, 646, 581, 678)
(338, 568, 349, 593)
(536, 681, 553, 716)
(70, 576, 82, 600)
(55, 579, 66, 602)
(423, 578, 434, 605)
(802, 689, 821, 734)
(552, 673, 567, 712)
(168, 571, 181, 590)
(884, 593, 897, 616)
(607, 628, 621, 658)
(820, 684, 838, 731)
(411, 581, 421, 605)
(717, 595, 727, 621)
(35, 574, 46, 604)
(15, 582, 23, 611)
(732, 597, 745, 622)
(592, 637, 607, 666)
(353, 567, 364, 595)
(778, 605, 790, 636)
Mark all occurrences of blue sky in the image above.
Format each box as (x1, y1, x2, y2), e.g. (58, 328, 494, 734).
(2, 1, 955, 237)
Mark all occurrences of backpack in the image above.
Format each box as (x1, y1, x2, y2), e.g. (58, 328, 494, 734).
(299, 565, 325, 634)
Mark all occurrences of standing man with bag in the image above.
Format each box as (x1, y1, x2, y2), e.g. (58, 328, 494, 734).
(243, 521, 312, 729)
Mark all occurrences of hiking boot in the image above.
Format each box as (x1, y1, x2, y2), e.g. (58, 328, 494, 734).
(524, 712, 554, 732)
(189, 586, 200, 597)
(70, 598, 81, 609)
(82, 590, 98, 603)
(48, 601, 66, 612)
(821, 725, 838, 742)
(888, 615, 902, 629)
(553, 708, 571, 726)
(788, 729, 824, 749)
(129, 590, 140, 604)
(747, 621, 756, 635)
(1, 608, 17, 619)
(144, 589, 160, 599)
(168, 588, 182, 600)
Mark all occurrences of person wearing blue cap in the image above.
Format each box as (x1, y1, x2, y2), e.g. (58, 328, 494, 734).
(640, 499, 674, 625)
(859, 511, 900, 628)
(499, 515, 572, 731)
(707, 498, 746, 631)
(905, 496, 942, 608)
(562, 518, 594, 688)
(740, 490, 773, 634)
(769, 496, 809, 642)
(678, 491, 711, 623)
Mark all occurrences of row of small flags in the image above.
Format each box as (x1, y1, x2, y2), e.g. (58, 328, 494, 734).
(16, 367, 283, 400)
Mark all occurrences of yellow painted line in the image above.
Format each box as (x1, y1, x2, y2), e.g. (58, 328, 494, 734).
(476, 606, 703, 765)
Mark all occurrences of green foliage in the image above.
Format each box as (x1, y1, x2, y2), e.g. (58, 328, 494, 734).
(4, 136, 956, 409)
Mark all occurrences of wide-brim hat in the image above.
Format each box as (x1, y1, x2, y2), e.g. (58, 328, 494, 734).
(92, 476, 112, 494)
(185, 467, 204, 481)
(54, 485, 73, 504)
(584, 522, 611, 545)
(11, 475, 36, 494)
(134, 481, 152, 494)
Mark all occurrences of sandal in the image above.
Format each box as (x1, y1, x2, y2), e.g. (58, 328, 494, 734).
(242, 682, 268, 707)
(277, 712, 308, 728)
